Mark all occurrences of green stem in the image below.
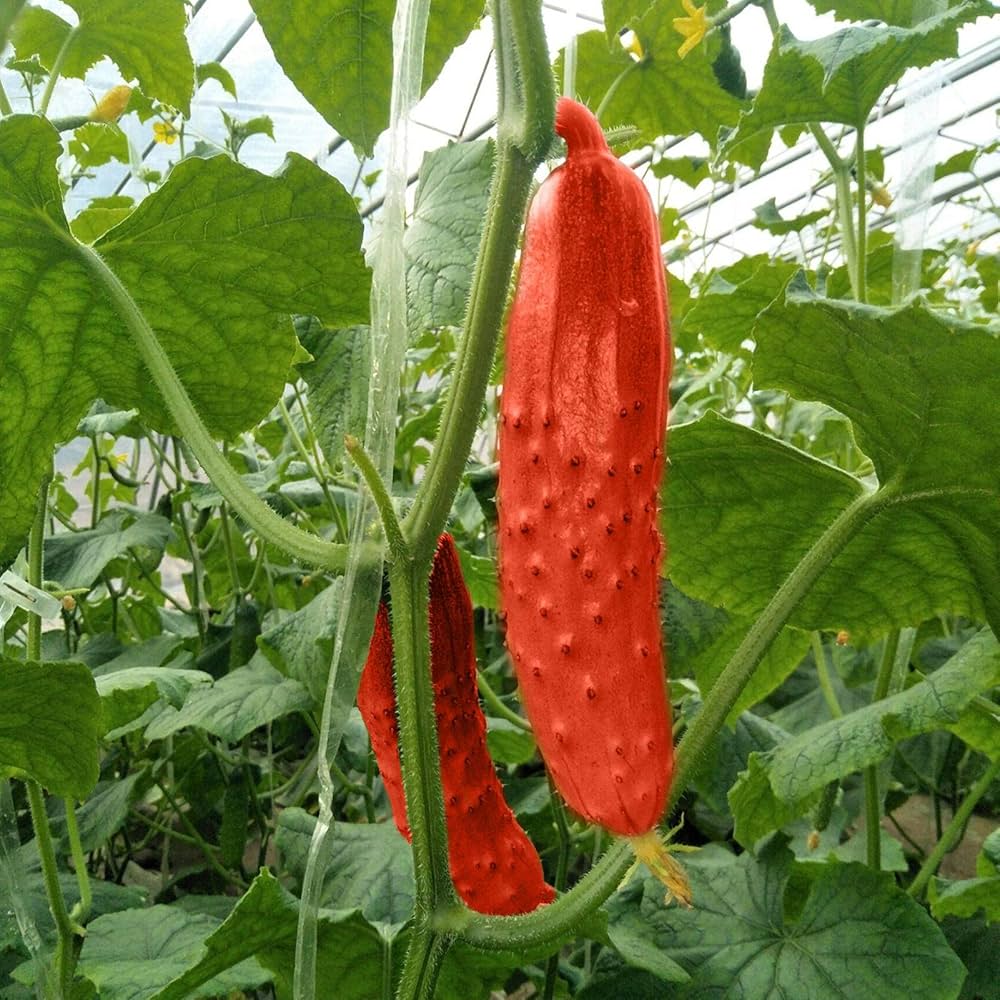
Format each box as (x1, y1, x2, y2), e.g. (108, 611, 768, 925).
(396, 928, 453, 1000)
(25, 476, 81, 994)
(595, 61, 639, 123)
(71, 241, 353, 573)
(462, 488, 886, 952)
(812, 632, 843, 719)
(402, 0, 553, 564)
(27, 784, 77, 996)
(346, 434, 408, 563)
(64, 803, 91, 924)
(477, 671, 531, 731)
(711, 0, 759, 28)
(389, 557, 453, 912)
(542, 782, 573, 1000)
(865, 628, 900, 870)
(811, 125, 859, 299)
(0, 79, 12, 117)
(907, 755, 1000, 899)
(855, 123, 868, 303)
(27, 475, 50, 662)
(38, 26, 76, 115)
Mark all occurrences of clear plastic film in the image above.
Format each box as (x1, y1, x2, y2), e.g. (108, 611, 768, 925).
(892, 0, 946, 304)
(292, 0, 429, 995)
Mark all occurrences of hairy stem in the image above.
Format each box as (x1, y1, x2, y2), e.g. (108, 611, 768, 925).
(402, 0, 554, 563)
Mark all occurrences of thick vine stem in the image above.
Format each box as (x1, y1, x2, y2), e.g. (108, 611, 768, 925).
(462, 488, 888, 952)
(402, 0, 554, 564)
(389, 556, 455, 910)
(71, 241, 356, 573)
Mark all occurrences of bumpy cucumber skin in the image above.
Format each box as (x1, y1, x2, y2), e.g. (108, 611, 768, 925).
(498, 97, 673, 837)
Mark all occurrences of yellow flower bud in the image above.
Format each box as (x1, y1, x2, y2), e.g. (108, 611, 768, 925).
(90, 85, 132, 123)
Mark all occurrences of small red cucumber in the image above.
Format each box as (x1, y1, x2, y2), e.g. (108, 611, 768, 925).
(358, 534, 554, 916)
(497, 97, 674, 840)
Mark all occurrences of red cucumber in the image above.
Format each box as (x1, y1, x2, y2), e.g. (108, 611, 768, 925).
(497, 97, 673, 838)
(357, 534, 554, 916)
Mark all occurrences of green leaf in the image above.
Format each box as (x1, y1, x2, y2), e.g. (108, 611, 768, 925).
(942, 915, 1000, 1000)
(150, 871, 294, 1000)
(405, 140, 495, 334)
(751, 196, 829, 234)
(602, 0, 650, 43)
(568, 10, 743, 152)
(0, 658, 100, 797)
(76, 398, 142, 436)
(50, 773, 143, 854)
(276, 808, 415, 929)
(44, 510, 172, 590)
(296, 320, 371, 470)
(250, 0, 483, 156)
(195, 61, 237, 98)
(724, 4, 991, 156)
(486, 717, 537, 765)
(81, 904, 268, 1000)
(143, 659, 313, 743)
(258, 579, 343, 700)
(929, 875, 1000, 922)
(259, 911, 401, 1000)
(12, 0, 194, 115)
(667, 412, 864, 620)
(608, 840, 965, 998)
(0, 114, 369, 564)
(67, 122, 129, 168)
(811, 0, 970, 26)
(979, 828, 1000, 874)
(95, 666, 212, 734)
(681, 255, 799, 352)
(685, 698, 790, 815)
(670, 287, 1000, 638)
(756, 285, 1000, 629)
(934, 147, 977, 181)
(729, 629, 1000, 845)
(650, 154, 712, 186)
(455, 545, 497, 611)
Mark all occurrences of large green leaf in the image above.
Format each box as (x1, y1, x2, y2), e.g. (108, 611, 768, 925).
(143, 659, 313, 743)
(12, 0, 194, 114)
(568, 7, 743, 152)
(607, 840, 966, 999)
(724, 3, 991, 155)
(811, 0, 970, 25)
(81, 904, 269, 1000)
(249, 0, 483, 156)
(0, 658, 100, 797)
(276, 808, 415, 929)
(44, 510, 172, 590)
(668, 286, 1000, 638)
(150, 871, 294, 1000)
(405, 140, 495, 334)
(0, 114, 369, 565)
(729, 629, 1000, 845)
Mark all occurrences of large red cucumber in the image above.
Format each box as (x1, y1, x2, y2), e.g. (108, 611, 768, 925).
(497, 97, 673, 838)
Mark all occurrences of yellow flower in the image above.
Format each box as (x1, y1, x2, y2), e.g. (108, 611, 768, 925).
(153, 120, 178, 145)
(673, 0, 709, 59)
(90, 85, 132, 123)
